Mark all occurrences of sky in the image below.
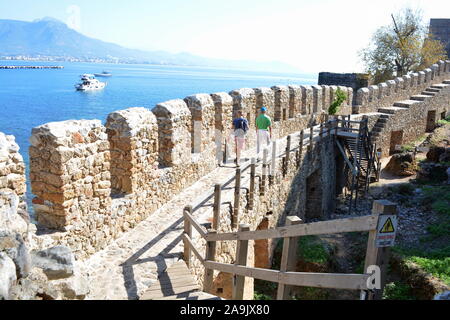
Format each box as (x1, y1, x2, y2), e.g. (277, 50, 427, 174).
(1, 0, 449, 73)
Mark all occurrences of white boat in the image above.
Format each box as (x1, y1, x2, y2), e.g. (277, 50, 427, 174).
(75, 74, 106, 91)
(94, 71, 112, 77)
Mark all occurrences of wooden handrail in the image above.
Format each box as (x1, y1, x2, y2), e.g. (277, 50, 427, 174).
(182, 233, 205, 263)
(183, 207, 208, 238)
(203, 261, 370, 290)
(205, 215, 378, 242)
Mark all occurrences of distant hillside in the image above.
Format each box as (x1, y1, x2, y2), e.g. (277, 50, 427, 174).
(0, 17, 298, 72)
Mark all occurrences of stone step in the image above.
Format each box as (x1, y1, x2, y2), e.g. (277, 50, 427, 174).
(410, 94, 432, 101)
(379, 114, 391, 119)
(426, 87, 440, 93)
(378, 108, 397, 114)
(431, 84, 448, 89)
(393, 100, 420, 108)
(421, 91, 436, 96)
(372, 127, 383, 133)
(443, 80, 450, 84)
(378, 118, 388, 124)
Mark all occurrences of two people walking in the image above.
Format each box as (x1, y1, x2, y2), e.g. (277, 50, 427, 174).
(231, 107, 272, 166)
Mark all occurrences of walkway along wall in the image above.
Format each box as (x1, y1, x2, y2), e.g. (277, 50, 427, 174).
(187, 130, 337, 299)
(0, 61, 448, 263)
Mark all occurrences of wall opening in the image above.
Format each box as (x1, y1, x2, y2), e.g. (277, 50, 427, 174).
(389, 130, 404, 155)
(442, 111, 447, 120)
(426, 111, 437, 132)
(254, 218, 270, 269)
(305, 170, 323, 220)
(288, 98, 295, 119)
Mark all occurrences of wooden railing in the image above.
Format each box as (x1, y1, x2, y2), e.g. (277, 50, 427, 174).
(182, 200, 398, 300)
(181, 115, 389, 300)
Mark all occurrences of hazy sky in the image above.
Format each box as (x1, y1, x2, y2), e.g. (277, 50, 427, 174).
(1, 0, 449, 73)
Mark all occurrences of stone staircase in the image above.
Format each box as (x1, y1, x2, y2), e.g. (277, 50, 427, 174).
(140, 260, 223, 300)
(371, 81, 449, 143)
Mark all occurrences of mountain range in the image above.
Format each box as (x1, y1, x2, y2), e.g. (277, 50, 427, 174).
(0, 17, 298, 72)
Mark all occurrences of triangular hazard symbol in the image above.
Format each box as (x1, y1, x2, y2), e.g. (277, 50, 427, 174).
(380, 217, 395, 233)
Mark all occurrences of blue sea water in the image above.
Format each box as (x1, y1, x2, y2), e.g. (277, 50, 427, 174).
(0, 60, 316, 210)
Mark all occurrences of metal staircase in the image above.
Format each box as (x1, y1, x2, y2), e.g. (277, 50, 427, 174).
(334, 116, 381, 213)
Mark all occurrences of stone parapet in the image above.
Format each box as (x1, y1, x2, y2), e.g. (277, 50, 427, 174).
(29, 120, 110, 230)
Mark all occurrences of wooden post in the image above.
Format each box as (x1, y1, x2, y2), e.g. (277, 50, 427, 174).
(297, 130, 304, 168)
(213, 184, 222, 230)
(283, 135, 291, 176)
(249, 159, 256, 210)
(334, 115, 338, 135)
(223, 140, 228, 164)
(203, 229, 217, 294)
(362, 200, 398, 300)
(232, 224, 250, 300)
(286, 135, 291, 164)
(183, 205, 193, 267)
(233, 168, 241, 229)
(269, 140, 277, 185)
(277, 216, 303, 300)
(260, 148, 268, 196)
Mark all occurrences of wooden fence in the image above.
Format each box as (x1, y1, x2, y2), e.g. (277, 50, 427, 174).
(183, 199, 397, 300)
(182, 116, 393, 300)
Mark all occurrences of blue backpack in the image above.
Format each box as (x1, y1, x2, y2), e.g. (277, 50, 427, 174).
(234, 118, 249, 132)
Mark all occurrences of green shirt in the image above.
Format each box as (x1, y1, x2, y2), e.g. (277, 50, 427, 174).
(256, 114, 272, 130)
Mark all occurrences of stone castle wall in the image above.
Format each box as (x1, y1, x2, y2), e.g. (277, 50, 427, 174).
(354, 61, 450, 114)
(0, 132, 27, 234)
(0, 60, 448, 264)
(21, 84, 351, 259)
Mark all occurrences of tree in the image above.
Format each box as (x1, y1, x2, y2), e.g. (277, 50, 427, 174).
(360, 8, 448, 84)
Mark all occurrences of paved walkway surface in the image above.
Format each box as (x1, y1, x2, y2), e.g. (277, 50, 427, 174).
(81, 124, 325, 300)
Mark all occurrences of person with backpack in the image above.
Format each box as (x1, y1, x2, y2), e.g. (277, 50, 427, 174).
(256, 107, 272, 158)
(232, 110, 249, 167)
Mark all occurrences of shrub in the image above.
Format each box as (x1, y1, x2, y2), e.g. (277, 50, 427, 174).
(328, 88, 347, 115)
(383, 282, 415, 300)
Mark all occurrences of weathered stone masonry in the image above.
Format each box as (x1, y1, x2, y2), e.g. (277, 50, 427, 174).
(10, 82, 348, 260)
(0, 61, 448, 268)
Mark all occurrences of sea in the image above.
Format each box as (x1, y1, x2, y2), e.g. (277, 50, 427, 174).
(0, 60, 317, 213)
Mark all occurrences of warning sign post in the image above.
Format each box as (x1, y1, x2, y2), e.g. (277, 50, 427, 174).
(375, 215, 398, 247)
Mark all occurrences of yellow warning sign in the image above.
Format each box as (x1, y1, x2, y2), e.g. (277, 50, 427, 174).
(380, 217, 395, 233)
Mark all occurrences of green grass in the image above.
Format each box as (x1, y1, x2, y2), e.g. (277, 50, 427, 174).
(255, 235, 332, 300)
(437, 117, 450, 125)
(392, 183, 416, 196)
(254, 291, 272, 300)
(297, 235, 332, 264)
(383, 281, 416, 300)
(419, 185, 450, 207)
(393, 246, 450, 286)
(432, 200, 450, 216)
(253, 279, 277, 300)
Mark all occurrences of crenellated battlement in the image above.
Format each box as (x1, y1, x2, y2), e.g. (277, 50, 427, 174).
(355, 60, 450, 114)
(20, 83, 352, 257)
(1, 61, 449, 260)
